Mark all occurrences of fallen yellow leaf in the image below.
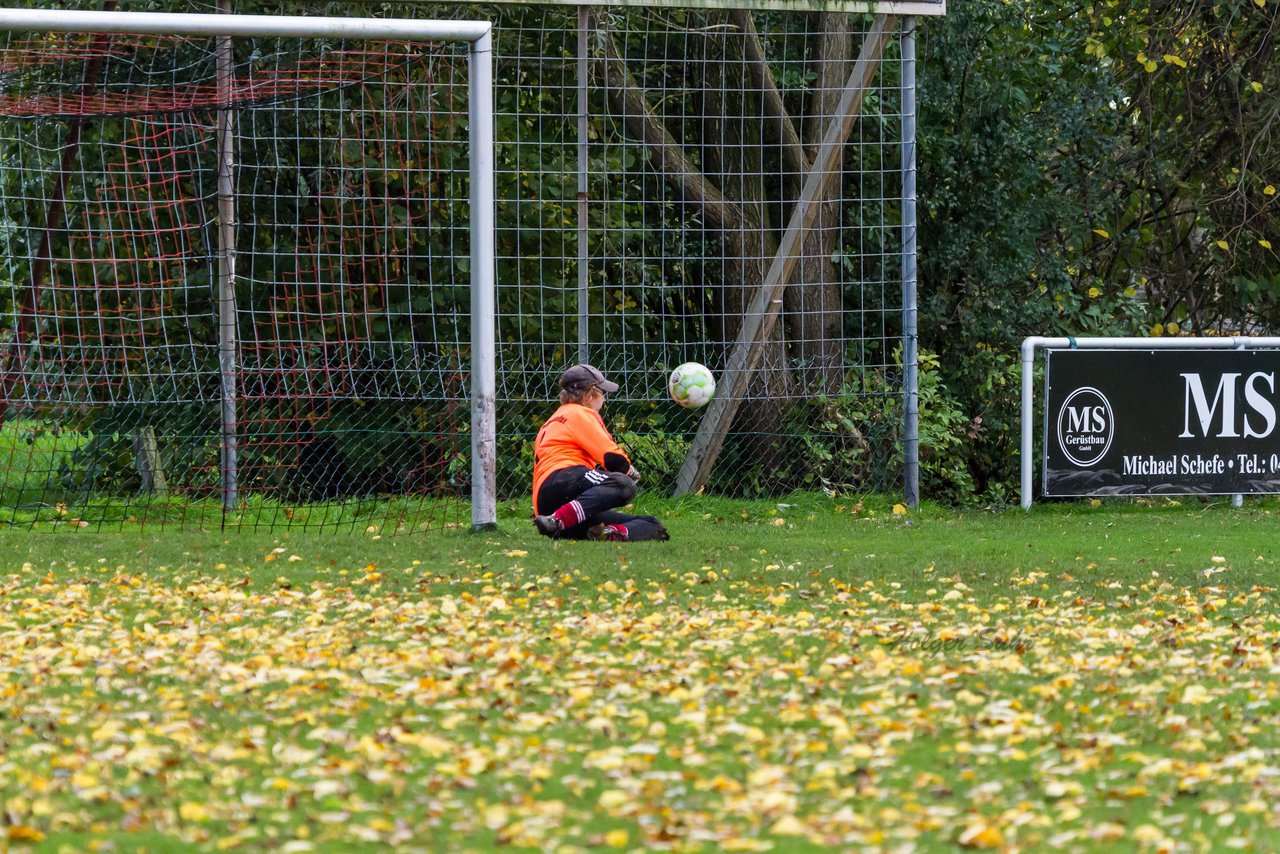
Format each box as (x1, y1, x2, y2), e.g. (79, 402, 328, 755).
(179, 802, 210, 822)
(598, 789, 629, 811)
(8, 826, 45, 842)
(770, 815, 809, 836)
(958, 821, 1004, 849)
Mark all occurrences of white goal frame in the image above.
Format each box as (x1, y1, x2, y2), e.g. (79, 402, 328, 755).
(0, 8, 498, 529)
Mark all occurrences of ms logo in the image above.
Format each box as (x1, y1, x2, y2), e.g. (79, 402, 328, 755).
(1057, 387, 1114, 467)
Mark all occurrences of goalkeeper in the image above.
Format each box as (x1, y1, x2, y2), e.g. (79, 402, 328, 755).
(532, 364, 669, 542)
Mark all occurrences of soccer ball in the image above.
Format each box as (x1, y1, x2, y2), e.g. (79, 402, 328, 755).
(669, 362, 716, 409)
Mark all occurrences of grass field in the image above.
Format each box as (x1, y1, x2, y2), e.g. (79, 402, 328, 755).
(3, 493, 1280, 851)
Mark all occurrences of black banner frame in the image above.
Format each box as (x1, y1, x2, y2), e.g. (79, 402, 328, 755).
(1042, 347, 1280, 498)
(1019, 337, 1280, 509)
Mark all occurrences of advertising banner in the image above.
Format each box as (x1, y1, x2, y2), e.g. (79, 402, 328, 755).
(1044, 348, 1280, 496)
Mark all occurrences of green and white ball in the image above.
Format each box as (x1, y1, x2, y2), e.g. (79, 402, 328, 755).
(669, 362, 716, 409)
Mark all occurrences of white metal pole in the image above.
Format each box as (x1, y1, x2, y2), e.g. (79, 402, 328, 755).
(469, 29, 498, 531)
(0, 8, 491, 42)
(901, 17, 919, 508)
(1020, 337, 1039, 510)
(215, 0, 239, 512)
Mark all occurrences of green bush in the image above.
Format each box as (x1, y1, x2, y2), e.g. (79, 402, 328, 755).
(753, 348, 975, 501)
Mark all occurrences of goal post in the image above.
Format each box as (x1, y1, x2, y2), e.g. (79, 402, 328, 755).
(0, 9, 497, 530)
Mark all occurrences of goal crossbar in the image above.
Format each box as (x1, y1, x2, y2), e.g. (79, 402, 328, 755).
(0, 8, 498, 530)
(0, 9, 493, 44)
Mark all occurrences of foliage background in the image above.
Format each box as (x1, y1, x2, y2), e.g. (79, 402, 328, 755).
(917, 0, 1277, 502)
(2, 0, 1277, 510)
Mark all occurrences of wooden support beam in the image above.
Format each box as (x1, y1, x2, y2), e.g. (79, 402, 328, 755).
(673, 14, 896, 496)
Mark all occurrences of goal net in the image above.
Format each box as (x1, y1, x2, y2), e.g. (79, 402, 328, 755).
(0, 10, 496, 531)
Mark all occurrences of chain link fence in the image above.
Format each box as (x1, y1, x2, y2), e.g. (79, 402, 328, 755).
(491, 5, 911, 503)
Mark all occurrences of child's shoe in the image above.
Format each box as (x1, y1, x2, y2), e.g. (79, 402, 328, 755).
(533, 514, 564, 537)
(587, 523, 628, 542)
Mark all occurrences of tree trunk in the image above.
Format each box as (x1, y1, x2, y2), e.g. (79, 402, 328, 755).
(731, 9, 851, 395)
(792, 12, 852, 395)
(696, 13, 792, 437)
(593, 9, 864, 446)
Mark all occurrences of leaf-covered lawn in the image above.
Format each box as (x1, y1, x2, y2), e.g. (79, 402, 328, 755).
(3, 497, 1280, 851)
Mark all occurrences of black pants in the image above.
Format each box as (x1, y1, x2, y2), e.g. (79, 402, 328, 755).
(536, 466, 669, 541)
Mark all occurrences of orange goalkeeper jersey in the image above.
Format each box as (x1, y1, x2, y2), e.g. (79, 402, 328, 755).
(532, 403, 630, 508)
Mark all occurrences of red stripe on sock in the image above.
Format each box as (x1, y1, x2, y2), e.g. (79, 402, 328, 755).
(554, 503, 582, 528)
